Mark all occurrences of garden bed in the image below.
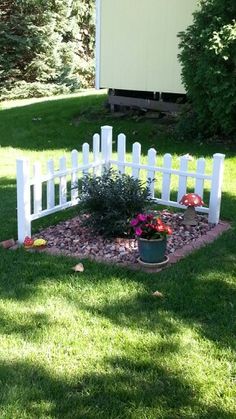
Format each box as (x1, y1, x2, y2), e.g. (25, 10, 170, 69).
(33, 210, 231, 271)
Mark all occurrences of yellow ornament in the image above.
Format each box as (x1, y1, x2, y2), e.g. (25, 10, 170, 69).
(33, 238, 47, 247)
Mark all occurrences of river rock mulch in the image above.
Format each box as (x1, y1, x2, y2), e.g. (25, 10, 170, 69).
(32, 210, 231, 272)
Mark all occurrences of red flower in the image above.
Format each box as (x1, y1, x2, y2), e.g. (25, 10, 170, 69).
(166, 226, 173, 235)
(130, 212, 173, 240)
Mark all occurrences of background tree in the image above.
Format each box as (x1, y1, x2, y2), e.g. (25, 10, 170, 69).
(0, 0, 95, 99)
(178, 0, 236, 137)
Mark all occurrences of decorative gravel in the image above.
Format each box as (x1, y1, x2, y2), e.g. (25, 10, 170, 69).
(34, 210, 216, 267)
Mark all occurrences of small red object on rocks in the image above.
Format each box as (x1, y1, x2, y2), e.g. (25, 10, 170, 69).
(23, 236, 34, 248)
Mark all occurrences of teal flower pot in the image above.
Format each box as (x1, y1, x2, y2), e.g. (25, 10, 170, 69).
(138, 237, 167, 263)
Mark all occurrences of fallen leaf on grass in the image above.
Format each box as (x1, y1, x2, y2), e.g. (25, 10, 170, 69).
(72, 263, 84, 272)
(152, 291, 164, 298)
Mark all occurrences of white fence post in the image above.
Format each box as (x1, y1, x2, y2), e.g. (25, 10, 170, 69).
(161, 153, 172, 201)
(17, 159, 31, 243)
(101, 125, 112, 170)
(147, 148, 156, 198)
(177, 156, 189, 202)
(132, 142, 141, 179)
(82, 143, 90, 175)
(117, 133, 126, 174)
(71, 150, 78, 204)
(47, 159, 55, 209)
(208, 153, 225, 224)
(59, 156, 67, 205)
(33, 161, 42, 214)
(195, 158, 206, 197)
(93, 134, 100, 176)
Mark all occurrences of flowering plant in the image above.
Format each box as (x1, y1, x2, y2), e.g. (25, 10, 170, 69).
(130, 213, 173, 240)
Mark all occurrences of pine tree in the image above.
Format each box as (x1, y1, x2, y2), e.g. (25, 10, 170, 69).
(0, 0, 95, 99)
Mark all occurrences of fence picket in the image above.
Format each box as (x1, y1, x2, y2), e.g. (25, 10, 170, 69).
(132, 142, 141, 179)
(195, 158, 205, 197)
(17, 159, 31, 242)
(177, 156, 189, 202)
(71, 150, 78, 204)
(59, 156, 67, 205)
(82, 143, 90, 175)
(33, 161, 42, 214)
(47, 159, 55, 209)
(117, 134, 126, 174)
(93, 134, 100, 175)
(147, 148, 156, 198)
(101, 125, 112, 170)
(161, 154, 172, 201)
(208, 153, 225, 224)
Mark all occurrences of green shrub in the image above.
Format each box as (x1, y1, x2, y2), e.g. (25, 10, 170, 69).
(174, 104, 204, 142)
(77, 169, 152, 238)
(178, 0, 236, 137)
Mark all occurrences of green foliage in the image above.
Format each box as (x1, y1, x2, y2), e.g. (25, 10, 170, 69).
(0, 81, 73, 100)
(174, 104, 205, 142)
(0, 0, 95, 99)
(178, 0, 236, 136)
(77, 169, 152, 238)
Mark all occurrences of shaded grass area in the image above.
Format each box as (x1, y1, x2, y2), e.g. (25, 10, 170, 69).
(0, 91, 236, 418)
(0, 92, 235, 156)
(0, 229, 236, 418)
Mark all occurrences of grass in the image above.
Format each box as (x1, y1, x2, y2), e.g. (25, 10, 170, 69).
(0, 90, 236, 418)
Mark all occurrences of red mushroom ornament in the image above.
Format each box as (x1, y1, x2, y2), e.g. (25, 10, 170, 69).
(179, 193, 205, 226)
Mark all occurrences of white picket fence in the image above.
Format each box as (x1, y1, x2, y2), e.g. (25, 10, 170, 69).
(16, 125, 225, 243)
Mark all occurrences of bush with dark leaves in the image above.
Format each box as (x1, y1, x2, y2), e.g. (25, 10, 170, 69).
(77, 169, 152, 238)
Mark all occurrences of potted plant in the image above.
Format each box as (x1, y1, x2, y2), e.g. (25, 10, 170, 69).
(130, 213, 172, 265)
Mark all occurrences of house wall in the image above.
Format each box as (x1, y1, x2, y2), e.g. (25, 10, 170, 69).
(97, 0, 197, 94)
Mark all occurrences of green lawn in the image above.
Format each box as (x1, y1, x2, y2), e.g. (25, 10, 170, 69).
(0, 91, 236, 418)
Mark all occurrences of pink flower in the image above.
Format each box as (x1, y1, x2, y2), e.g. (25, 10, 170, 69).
(135, 227, 142, 236)
(137, 214, 147, 222)
(130, 218, 139, 226)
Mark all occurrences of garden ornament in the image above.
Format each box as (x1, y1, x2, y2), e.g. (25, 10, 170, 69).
(179, 193, 205, 226)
